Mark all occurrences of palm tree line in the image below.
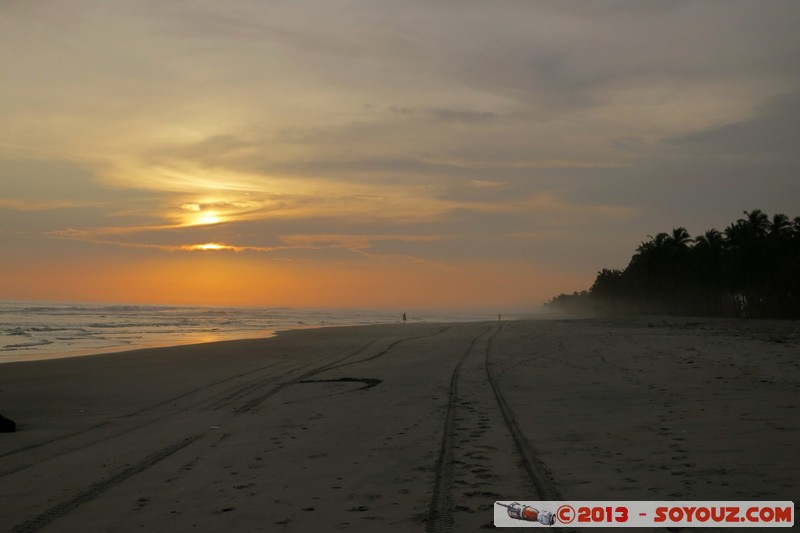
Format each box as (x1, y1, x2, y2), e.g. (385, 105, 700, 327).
(545, 210, 800, 319)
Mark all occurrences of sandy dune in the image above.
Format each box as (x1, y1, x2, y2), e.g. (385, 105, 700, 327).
(1, 319, 797, 531)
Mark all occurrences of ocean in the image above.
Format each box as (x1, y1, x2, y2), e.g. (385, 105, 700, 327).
(0, 301, 496, 363)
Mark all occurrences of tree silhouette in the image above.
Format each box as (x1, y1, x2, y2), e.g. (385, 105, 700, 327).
(545, 209, 800, 319)
(740, 209, 770, 237)
(667, 227, 692, 248)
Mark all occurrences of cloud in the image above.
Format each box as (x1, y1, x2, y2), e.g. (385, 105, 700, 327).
(0, 158, 108, 203)
(2, 1, 799, 306)
(664, 90, 800, 156)
(390, 106, 501, 125)
(467, 180, 502, 189)
(438, 1, 800, 111)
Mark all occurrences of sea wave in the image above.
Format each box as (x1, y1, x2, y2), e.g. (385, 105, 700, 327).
(2, 339, 53, 350)
(0, 300, 491, 362)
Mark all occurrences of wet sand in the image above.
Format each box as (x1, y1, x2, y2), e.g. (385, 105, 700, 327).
(0, 318, 797, 531)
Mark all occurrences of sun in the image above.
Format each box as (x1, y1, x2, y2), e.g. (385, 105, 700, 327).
(194, 243, 226, 251)
(194, 211, 222, 226)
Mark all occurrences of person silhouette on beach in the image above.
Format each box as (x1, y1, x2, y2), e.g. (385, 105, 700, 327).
(402, 312, 407, 324)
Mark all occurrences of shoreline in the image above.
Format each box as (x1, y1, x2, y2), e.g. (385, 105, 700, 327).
(0, 329, 289, 365)
(8, 311, 795, 365)
(1, 318, 797, 530)
(0, 301, 514, 364)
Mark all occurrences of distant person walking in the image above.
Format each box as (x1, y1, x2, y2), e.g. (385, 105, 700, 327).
(402, 312, 407, 324)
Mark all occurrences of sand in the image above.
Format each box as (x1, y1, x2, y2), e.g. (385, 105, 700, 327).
(0, 318, 797, 531)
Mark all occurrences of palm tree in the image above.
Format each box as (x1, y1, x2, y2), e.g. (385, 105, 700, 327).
(739, 209, 770, 237)
(691, 229, 727, 315)
(769, 213, 792, 238)
(693, 229, 724, 250)
(590, 269, 626, 314)
(667, 227, 692, 248)
(565, 209, 800, 319)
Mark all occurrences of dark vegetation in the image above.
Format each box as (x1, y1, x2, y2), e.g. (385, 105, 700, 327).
(546, 210, 800, 319)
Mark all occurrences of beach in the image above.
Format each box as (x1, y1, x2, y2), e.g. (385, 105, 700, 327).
(1, 318, 797, 531)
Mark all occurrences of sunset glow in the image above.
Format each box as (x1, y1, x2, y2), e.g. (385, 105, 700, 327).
(192, 212, 223, 227)
(2, 1, 798, 310)
(190, 243, 228, 251)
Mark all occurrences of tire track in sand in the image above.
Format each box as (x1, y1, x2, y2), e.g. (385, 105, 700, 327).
(426, 328, 491, 533)
(0, 329, 390, 478)
(2, 326, 453, 532)
(485, 326, 563, 501)
(9, 435, 202, 533)
(233, 326, 450, 414)
(426, 324, 564, 532)
(0, 353, 295, 470)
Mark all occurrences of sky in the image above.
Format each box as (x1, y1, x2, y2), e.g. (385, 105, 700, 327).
(1, 0, 799, 311)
